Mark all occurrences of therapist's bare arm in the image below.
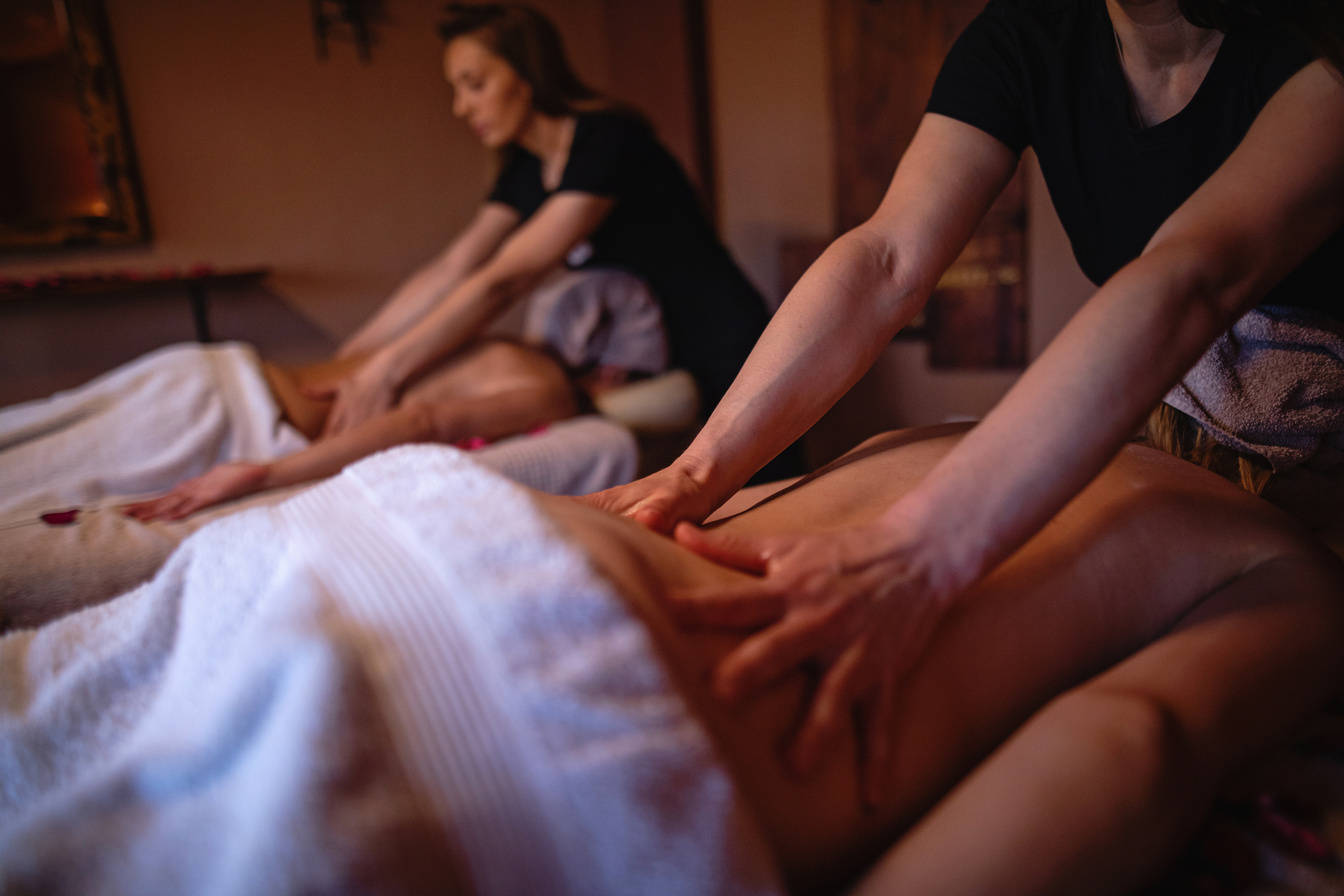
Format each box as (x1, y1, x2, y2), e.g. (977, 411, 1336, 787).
(338, 203, 520, 359)
(321, 191, 614, 435)
(373, 192, 614, 388)
(893, 60, 1344, 596)
(636, 61, 1344, 802)
(584, 114, 1019, 530)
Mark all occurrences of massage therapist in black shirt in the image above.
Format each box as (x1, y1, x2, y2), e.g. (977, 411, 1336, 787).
(318, 1, 770, 437)
(588, 0, 1344, 843)
(124, 1, 779, 523)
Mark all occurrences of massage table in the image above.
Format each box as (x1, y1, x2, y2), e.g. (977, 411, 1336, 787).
(0, 342, 639, 631)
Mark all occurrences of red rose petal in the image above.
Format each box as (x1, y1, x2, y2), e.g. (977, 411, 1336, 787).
(40, 509, 80, 526)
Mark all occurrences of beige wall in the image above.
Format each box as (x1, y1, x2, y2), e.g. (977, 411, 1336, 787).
(705, 0, 835, 306)
(0, 0, 611, 339)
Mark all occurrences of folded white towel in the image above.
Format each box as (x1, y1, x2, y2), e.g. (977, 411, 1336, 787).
(0, 341, 306, 507)
(523, 268, 668, 374)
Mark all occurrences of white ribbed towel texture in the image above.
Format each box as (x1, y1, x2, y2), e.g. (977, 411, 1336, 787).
(0, 445, 781, 895)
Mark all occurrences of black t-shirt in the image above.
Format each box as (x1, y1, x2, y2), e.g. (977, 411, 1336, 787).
(927, 0, 1342, 319)
(488, 111, 770, 409)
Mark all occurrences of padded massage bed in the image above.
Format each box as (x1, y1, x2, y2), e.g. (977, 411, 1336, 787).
(0, 341, 638, 631)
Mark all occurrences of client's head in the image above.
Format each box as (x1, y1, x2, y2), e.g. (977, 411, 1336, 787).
(439, 3, 601, 146)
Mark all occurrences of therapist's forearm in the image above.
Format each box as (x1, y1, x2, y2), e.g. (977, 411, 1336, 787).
(903, 61, 1344, 589)
(369, 268, 522, 394)
(338, 257, 473, 359)
(886, 243, 1249, 591)
(678, 227, 929, 503)
(340, 205, 519, 359)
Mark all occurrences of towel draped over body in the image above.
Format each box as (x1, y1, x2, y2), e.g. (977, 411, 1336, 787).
(0, 445, 781, 895)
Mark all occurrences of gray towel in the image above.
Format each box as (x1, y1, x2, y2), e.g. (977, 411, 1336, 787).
(523, 268, 668, 374)
(1164, 305, 1344, 473)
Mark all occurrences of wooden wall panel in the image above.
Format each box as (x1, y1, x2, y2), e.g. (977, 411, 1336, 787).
(827, 0, 1025, 368)
(598, 0, 714, 205)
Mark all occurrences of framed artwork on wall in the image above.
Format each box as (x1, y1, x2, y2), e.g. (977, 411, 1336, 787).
(0, 0, 149, 251)
(827, 0, 1026, 369)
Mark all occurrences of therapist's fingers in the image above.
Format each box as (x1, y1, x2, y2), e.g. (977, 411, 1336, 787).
(712, 611, 831, 703)
(673, 522, 771, 574)
(580, 468, 720, 535)
(299, 377, 340, 401)
(322, 396, 352, 438)
(628, 502, 679, 535)
(861, 668, 904, 810)
(787, 636, 870, 777)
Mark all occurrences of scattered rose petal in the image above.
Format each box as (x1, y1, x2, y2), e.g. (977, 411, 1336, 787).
(41, 509, 80, 526)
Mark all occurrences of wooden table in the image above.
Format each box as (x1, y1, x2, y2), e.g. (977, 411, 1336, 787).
(0, 266, 270, 342)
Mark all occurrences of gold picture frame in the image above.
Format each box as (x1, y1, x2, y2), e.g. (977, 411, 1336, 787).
(0, 0, 149, 250)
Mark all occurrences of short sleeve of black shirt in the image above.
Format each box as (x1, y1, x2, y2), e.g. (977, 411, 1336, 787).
(918, 0, 1339, 319)
(481, 112, 772, 409)
(487, 149, 545, 218)
(927, 1, 1033, 154)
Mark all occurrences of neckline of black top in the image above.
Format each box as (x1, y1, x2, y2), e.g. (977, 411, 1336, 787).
(1090, 0, 1240, 147)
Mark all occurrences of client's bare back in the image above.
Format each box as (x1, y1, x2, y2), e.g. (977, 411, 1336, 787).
(542, 426, 1344, 894)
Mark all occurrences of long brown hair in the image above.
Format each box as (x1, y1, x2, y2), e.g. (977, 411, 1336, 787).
(437, 3, 607, 118)
(1178, 0, 1344, 73)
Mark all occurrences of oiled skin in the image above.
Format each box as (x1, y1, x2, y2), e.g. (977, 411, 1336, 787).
(538, 425, 1344, 894)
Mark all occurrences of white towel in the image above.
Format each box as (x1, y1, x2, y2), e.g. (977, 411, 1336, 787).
(0, 341, 307, 507)
(0, 342, 638, 631)
(522, 268, 669, 374)
(0, 445, 781, 895)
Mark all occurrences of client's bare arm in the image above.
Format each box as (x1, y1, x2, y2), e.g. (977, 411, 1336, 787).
(122, 384, 572, 521)
(124, 342, 577, 521)
(852, 538, 1344, 896)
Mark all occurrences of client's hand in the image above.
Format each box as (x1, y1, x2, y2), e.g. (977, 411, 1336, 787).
(304, 361, 398, 438)
(579, 464, 726, 534)
(121, 462, 270, 522)
(669, 516, 957, 808)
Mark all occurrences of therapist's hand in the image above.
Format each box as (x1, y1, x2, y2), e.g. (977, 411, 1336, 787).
(579, 463, 729, 534)
(669, 515, 958, 808)
(304, 357, 399, 438)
